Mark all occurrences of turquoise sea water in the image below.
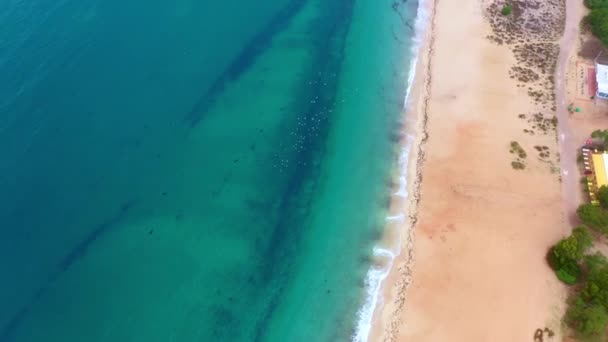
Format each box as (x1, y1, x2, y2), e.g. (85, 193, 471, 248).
(0, 0, 418, 341)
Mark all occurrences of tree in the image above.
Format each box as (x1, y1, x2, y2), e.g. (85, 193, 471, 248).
(587, 9, 608, 47)
(592, 129, 608, 147)
(550, 229, 593, 284)
(585, 253, 608, 275)
(567, 297, 608, 337)
(550, 245, 581, 284)
(582, 259, 608, 308)
(577, 204, 608, 234)
(585, 0, 608, 9)
(552, 236, 584, 264)
(556, 264, 580, 285)
(599, 185, 608, 209)
(573, 226, 594, 251)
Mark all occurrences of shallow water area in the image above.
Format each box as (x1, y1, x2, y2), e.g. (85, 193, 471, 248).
(0, 0, 419, 341)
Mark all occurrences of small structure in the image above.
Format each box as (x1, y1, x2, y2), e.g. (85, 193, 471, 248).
(595, 52, 608, 100)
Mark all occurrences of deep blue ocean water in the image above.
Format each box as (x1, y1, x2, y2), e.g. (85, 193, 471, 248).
(0, 0, 418, 341)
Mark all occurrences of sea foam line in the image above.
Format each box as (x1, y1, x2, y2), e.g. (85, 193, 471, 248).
(352, 0, 431, 341)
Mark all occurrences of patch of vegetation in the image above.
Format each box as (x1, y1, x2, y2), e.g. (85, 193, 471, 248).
(510, 66, 539, 83)
(549, 227, 608, 339)
(534, 145, 550, 159)
(599, 185, 608, 209)
(520, 112, 558, 135)
(501, 3, 513, 16)
(585, 0, 608, 9)
(592, 129, 608, 147)
(511, 161, 525, 169)
(586, 253, 608, 274)
(566, 298, 608, 338)
(586, 8, 608, 47)
(509, 141, 527, 170)
(578, 203, 608, 235)
(510, 141, 527, 158)
(569, 253, 608, 339)
(548, 203, 608, 338)
(549, 226, 592, 284)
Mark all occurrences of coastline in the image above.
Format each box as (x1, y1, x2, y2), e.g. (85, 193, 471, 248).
(369, 0, 570, 340)
(368, 0, 434, 339)
(355, 0, 434, 339)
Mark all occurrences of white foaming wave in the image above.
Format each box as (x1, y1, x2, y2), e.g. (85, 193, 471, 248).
(394, 134, 414, 198)
(402, 0, 431, 108)
(385, 213, 405, 222)
(351, 145, 411, 342)
(352, 0, 430, 341)
(373, 246, 397, 260)
(352, 246, 397, 342)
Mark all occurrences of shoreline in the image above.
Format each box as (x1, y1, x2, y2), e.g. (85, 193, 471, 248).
(369, 0, 569, 340)
(373, 0, 435, 339)
(354, 0, 436, 339)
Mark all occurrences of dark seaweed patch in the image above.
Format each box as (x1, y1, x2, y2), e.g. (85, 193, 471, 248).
(184, 0, 309, 128)
(0, 201, 137, 341)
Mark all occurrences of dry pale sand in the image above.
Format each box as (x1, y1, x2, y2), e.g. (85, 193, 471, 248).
(370, 0, 572, 340)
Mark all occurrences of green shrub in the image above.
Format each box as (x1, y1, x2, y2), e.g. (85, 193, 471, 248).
(598, 186, 608, 209)
(585, 0, 608, 9)
(549, 227, 592, 284)
(582, 261, 608, 307)
(567, 297, 608, 337)
(574, 226, 594, 250)
(550, 229, 591, 267)
(587, 9, 608, 47)
(511, 161, 525, 169)
(550, 252, 582, 285)
(501, 4, 513, 16)
(578, 204, 608, 234)
(592, 129, 608, 146)
(585, 253, 608, 275)
(557, 268, 579, 284)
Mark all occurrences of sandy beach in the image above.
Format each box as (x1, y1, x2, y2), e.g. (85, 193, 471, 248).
(370, 0, 574, 340)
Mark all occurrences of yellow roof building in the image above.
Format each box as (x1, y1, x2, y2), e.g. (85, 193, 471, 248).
(592, 152, 608, 188)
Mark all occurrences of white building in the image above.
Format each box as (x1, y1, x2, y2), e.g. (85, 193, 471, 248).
(596, 51, 608, 100)
(596, 63, 608, 100)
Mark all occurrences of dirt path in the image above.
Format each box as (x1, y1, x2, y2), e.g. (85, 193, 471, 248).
(555, 0, 584, 224)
